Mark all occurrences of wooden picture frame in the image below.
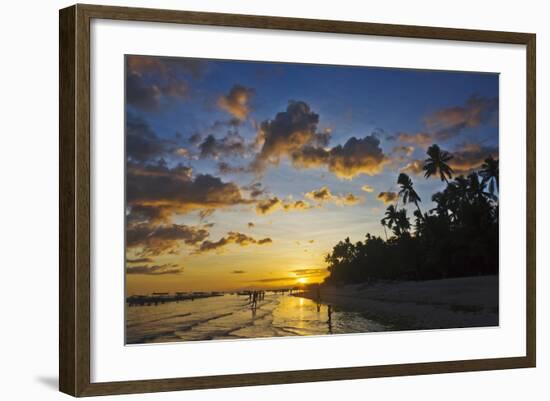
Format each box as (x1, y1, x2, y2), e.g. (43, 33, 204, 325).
(59, 3, 536, 397)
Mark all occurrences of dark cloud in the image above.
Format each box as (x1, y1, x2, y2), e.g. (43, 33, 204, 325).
(449, 143, 499, 175)
(377, 192, 398, 204)
(255, 197, 312, 215)
(232, 270, 246, 274)
(126, 263, 184, 275)
(217, 85, 255, 120)
(196, 232, 272, 253)
(292, 134, 386, 179)
(217, 162, 250, 175)
(126, 72, 188, 112)
(198, 209, 215, 220)
(126, 72, 162, 111)
(126, 257, 154, 264)
(396, 96, 498, 147)
(425, 95, 498, 137)
(188, 132, 202, 145)
(198, 132, 247, 159)
(127, 160, 252, 221)
(244, 182, 266, 198)
(251, 101, 331, 173)
(126, 112, 175, 162)
(126, 56, 204, 112)
(127, 223, 210, 256)
(247, 222, 255, 228)
(127, 55, 205, 78)
(397, 95, 498, 148)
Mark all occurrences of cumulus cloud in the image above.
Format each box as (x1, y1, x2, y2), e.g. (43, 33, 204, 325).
(305, 186, 361, 206)
(377, 191, 398, 204)
(255, 197, 312, 215)
(250, 101, 330, 173)
(126, 263, 184, 275)
(127, 160, 252, 222)
(217, 85, 255, 120)
(198, 131, 247, 159)
(196, 232, 272, 253)
(127, 223, 210, 256)
(292, 134, 386, 179)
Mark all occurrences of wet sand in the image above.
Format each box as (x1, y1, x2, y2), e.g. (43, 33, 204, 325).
(293, 275, 498, 330)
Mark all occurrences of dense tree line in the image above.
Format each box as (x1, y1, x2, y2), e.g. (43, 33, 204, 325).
(324, 145, 499, 284)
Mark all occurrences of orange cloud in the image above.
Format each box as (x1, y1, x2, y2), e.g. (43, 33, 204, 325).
(377, 192, 398, 204)
(292, 135, 387, 179)
(217, 85, 255, 120)
(196, 232, 272, 253)
(396, 132, 432, 146)
(425, 95, 498, 131)
(255, 197, 313, 215)
(127, 223, 210, 256)
(449, 143, 498, 175)
(127, 161, 253, 223)
(361, 185, 374, 193)
(305, 186, 361, 205)
(400, 159, 424, 176)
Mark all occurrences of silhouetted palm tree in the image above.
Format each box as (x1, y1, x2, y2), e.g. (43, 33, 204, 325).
(480, 156, 499, 196)
(397, 173, 423, 217)
(423, 144, 454, 184)
(383, 205, 399, 234)
(395, 208, 411, 236)
(467, 172, 495, 203)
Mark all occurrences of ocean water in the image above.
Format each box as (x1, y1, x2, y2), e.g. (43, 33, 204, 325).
(126, 293, 386, 344)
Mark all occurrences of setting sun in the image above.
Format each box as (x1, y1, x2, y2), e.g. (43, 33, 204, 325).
(297, 277, 308, 285)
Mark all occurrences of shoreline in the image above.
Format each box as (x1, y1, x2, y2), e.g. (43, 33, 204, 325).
(293, 275, 498, 331)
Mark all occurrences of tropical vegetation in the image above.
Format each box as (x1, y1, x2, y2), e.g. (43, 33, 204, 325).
(324, 146, 499, 284)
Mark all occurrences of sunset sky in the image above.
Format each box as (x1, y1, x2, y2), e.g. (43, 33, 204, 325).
(125, 55, 499, 295)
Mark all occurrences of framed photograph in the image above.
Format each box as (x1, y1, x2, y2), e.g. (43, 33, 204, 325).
(59, 4, 536, 397)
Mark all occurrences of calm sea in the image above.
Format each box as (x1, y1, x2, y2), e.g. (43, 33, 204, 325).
(126, 293, 385, 344)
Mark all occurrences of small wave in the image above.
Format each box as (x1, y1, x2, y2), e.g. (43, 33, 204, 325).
(176, 312, 235, 332)
(127, 312, 193, 329)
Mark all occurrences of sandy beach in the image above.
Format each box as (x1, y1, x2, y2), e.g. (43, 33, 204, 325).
(294, 275, 498, 331)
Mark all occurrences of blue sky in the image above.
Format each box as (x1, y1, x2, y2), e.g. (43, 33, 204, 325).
(124, 55, 498, 292)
